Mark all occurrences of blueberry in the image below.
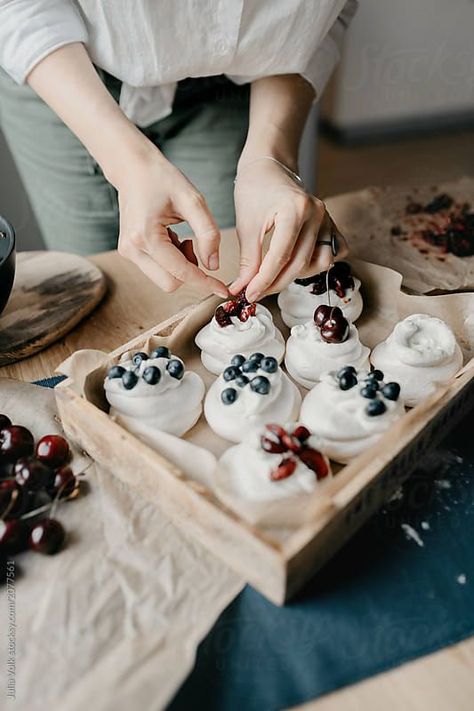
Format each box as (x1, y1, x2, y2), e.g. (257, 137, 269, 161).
(235, 375, 250, 388)
(339, 372, 358, 390)
(382, 382, 401, 401)
(366, 399, 387, 416)
(363, 377, 379, 391)
(221, 388, 238, 405)
(337, 365, 356, 379)
(166, 359, 184, 380)
(241, 359, 260, 373)
(368, 369, 384, 381)
(231, 354, 246, 367)
(248, 352, 264, 364)
(132, 352, 148, 366)
(260, 356, 278, 373)
(151, 346, 171, 359)
(361, 385, 377, 399)
(223, 366, 241, 382)
(108, 365, 125, 379)
(122, 370, 138, 390)
(250, 375, 271, 395)
(142, 366, 161, 385)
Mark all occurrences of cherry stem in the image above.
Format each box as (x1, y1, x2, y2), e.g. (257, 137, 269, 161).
(0, 488, 19, 521)
(326, 262, 335, 308)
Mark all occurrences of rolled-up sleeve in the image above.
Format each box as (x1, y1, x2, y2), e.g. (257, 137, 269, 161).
(302, 0, 358, 98)
(0, 0, 88, 83)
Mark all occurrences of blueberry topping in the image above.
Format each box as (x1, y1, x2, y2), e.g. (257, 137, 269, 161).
(339, 372, 358, 390)
(382, 382, 401, 401)
(248, 352, 264, 364)
(368, 369, 384, 381)
(241, 359, 260, 373)
(166, 359, 184, 380)
(366, 399, 387, 416)
(363, 377, 380, 390)
(223, 365, 241, 382)
(260, 356, 278, 373)
(337, 365, 356, 379)
(361, 385, 378, 399)
(231, 354, 246, 367)
(151, 346, 171, 359)
(122, 370, 138, 390)
(132, 352, 148, 366)
(221, 387, 238, 405)
(108, 365, 125, 379)
(250, 375, 271, 395)
(235, 374, 250, 388)
(142, 366, 161, 385)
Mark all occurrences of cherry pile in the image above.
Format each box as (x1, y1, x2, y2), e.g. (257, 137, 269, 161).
(0, 415, 80, 560)
(313, 305, 350, 344)
(215, 290, 257, 328)
(295, 261, 355, 298)
(260, 424, 329, 482)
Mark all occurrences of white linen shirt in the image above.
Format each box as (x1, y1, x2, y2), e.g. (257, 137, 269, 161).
(0, 0, 357, 127)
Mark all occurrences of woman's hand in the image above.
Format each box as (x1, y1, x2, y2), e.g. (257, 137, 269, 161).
(115, 149, 228, 296)
(230, 158, 347, 301)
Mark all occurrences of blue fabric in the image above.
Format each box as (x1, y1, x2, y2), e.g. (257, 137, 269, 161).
(34, 375, 66, 389)
(170, 409, 474, 711)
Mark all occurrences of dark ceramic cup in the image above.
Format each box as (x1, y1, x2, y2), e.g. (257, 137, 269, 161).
(0, 215, 15, 317)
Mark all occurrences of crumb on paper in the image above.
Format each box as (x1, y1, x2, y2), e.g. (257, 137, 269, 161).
(421, 521, 430, 530)
(457, 574, 467, 585)
(435, 479, 452, 489)
(401, 523, 425, 547)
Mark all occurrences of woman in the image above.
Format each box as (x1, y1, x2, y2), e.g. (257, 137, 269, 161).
(0, 1, 356, 301)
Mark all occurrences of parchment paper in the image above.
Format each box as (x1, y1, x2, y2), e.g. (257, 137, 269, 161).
(58, 259, 474, 530)
(0, 380, 243, 711)
(326, 176, 474, 294)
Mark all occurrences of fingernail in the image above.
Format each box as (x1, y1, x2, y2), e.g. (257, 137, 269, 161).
(215, 286, 229, 299)
(246, 290, 259, 302)
(208, 252, 219, 271)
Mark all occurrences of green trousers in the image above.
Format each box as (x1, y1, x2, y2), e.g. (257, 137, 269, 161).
(0, 70, 249, 254)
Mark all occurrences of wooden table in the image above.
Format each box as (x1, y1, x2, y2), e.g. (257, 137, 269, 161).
(3, 235, 474, 711)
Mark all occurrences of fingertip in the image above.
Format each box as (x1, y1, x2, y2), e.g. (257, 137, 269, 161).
(208, 251, 219, 271)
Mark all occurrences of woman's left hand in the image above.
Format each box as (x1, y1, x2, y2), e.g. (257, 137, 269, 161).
(230, 158, 347, 302)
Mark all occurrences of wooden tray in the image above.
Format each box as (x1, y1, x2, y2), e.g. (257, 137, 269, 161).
(54, 279, 474, 605)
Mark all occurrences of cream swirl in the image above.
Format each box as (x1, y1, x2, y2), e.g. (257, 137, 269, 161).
(195, 303, 285, 375)
(278, 277, 363, 328)
(300, 369, 405, 463)
(204, 359, 301, 442)
(285, 321, 370, 389)
(104, 353, 205, 436)
(217, 426, 331, 502)
(371, 314, 463, 407)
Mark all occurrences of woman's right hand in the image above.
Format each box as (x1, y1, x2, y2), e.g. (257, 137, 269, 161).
(114, 148, 228, 297)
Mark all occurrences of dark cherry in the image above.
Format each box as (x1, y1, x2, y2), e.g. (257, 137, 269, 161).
(108, 365, 125, 379)
(50, 466, 77, 498)
(260, 356, 278, 373)
(320, 311, 349, 344)
(122, 370, 138, 390)
(15, 457, 53, 490)
(0, 480, 35, 519)
(235, 374, 250, 388)
(36, 434, 70, 468)
(382, 382, 401, 401)
(0, 519, 29, 554)
(132, 352, 149, 366)
(0, 461, 14, 480)
(299, 448, 329, 480)
(29, 518, 65, 555)
(0, 414, 12, 430)
(221, 387, 238, 405)
(215, 305, 232, 328)
(270, 457, 297, 481)
(366, 399, 387, 417)
(222, 300, 240, 316)
(314, 304, 332, 327)
(142, 366, 161, 385)
(339, 372, 358, 390)
(167, 359, 184, 380)
(0, 426, 35, 462)
(250, 376, 270, 395)
(293, 425, 311, 442)
(151, 346, 171, 359)
(231, 354, 246, 367)
(223, 366, 241, 382)
(239, 303, 257, 321)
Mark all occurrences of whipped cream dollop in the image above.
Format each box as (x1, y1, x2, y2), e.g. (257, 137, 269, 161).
(278, 277, 363, 328)
(204, 354, 301, 442)
(371, 314, 463, 407)
(195, 303, 285, 375)
(104, 349, 205, 437)
(285, 321, 370, 389)
(300, 368, 405, 463)
(217, 423, 331, 502)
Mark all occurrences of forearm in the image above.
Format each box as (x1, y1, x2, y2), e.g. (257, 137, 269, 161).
(26, 42, 153, 186)
(239, 74, 315, 173)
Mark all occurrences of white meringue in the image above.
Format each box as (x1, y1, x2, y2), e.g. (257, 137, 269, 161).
(371, 314, 463, 407)
(204, 356, 301, 442)
(217, 425, 331, 502)
(300, 369, 405, 464)
(104, 353, 205, 437)
(278, 276, 363, 328)
(195, 303, 285, 375)
(285, 321, 370, 389)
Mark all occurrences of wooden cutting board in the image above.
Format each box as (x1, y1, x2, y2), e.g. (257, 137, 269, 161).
(0, 251, 106, 366)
